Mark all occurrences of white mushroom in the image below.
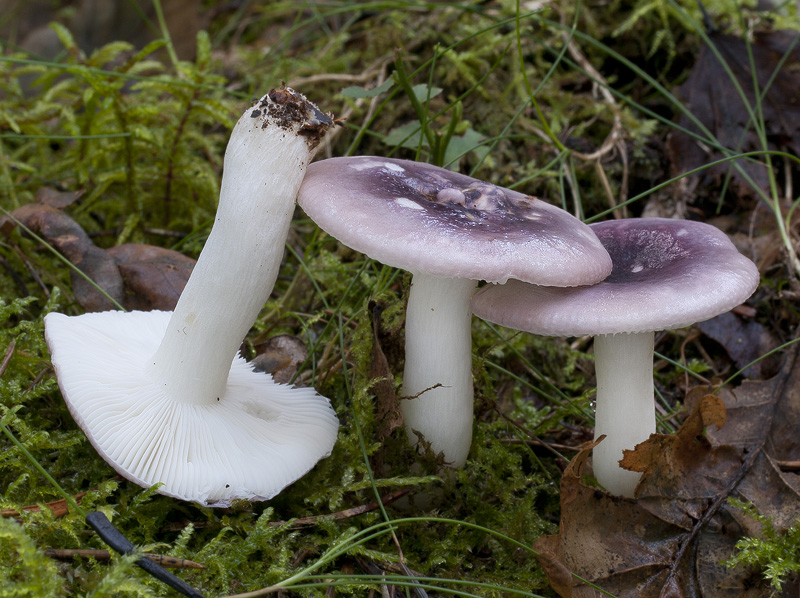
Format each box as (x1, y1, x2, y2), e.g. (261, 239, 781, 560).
(471, 218, 760, 497)
(44, 88, 339, 507)
(297, 157, 612, 468)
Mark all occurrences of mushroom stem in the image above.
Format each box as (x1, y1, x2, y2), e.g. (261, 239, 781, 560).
(592, 331, 656, 497)
(148, 96, 318, 406)
(401, 273, 477, 468)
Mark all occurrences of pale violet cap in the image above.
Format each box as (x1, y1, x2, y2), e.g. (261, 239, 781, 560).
(471, 218, 760, 335)
(297, 157, 612, 286)
(44, 309, 339, 507)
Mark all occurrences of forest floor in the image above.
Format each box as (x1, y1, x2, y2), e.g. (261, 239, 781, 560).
(1, 1, 800, 596)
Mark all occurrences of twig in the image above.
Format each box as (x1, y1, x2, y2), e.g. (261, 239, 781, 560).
(268, 489, 412, 528)
(86, 511, 205, 598)
(498, 438, 582, 453)
(662, 344, 798, 590)
(44, 548, 206, 569)
(0, 340, 15, 378)
(2, 491, 87, 519)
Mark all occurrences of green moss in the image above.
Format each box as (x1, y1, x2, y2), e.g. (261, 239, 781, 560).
(0, 2, 787, 596)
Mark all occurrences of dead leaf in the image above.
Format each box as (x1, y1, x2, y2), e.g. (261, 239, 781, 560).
(369, 301, 403, 441)
(668, 30, 800, 202)
(2, 203, 125, 311)
(696, 311, 780, 379)
(34, 187, 84, 209)
(251, 334, 308, 384)
(107, 243, 194, 311)
(2, 200, 194, 312)
(535, 346, 800, 597)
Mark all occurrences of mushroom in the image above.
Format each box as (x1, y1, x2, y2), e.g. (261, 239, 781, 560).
(471, 217, 760, 496)
(297, 157, 612, 468)
(44, 87, 340, 507)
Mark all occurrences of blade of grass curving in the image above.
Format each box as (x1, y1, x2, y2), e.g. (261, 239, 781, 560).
(586, 149, 800, 222)
(718, 335, 800, 391)
(234, 517, 616, 598)
(468, 2, 572, 176)
(345, 11, 540, 157)
(0, 416, 85, 518)
(515, 0, 567, 152)
(273, 575, 549, 598)
(151, 0, 180, 69)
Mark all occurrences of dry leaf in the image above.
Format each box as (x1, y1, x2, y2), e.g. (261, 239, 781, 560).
(2, 201, 194, 312)
(251, 334, 308, 384)
(535, 346, 800, 597)
(369, 301, 403, 441)
(107, 243, 194, 311)
(669, 30, 800, 201)
(696, 312, 780, 379)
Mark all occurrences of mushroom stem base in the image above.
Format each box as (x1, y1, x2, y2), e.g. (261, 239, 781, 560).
(401, 273, 477, 468)
(593, 331, 656, 497)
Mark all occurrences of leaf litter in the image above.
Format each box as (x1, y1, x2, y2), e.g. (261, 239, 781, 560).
(535, 343, 800, 597)
(1, 196, 194, 312)
(668, 29, 800, 204)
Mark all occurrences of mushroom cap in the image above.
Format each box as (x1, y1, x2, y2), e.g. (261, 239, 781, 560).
(471, 218, 760, 336)
(44, 310, 339, 507)
(297, 157, 612, 286)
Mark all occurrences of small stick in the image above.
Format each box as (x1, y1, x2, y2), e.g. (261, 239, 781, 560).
(0, 340, 15, 378)
(268, 488, 412, 528)
(777, 460, 800, 472)
(2, 491, 87, 519)
(86, 511, 205, 598)
(44, 548, 206, 569)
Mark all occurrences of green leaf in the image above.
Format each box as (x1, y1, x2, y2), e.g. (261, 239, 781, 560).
(341, 78, 394, 99)
(411, 83, 442, 102)
(383, 121, 425, 149)
(444, 127, 489, 165)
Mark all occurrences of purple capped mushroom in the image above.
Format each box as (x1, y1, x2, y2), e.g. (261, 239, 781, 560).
(471, 217, 760, 496)
(44, 88, 340, 506)
(297, 156, 612, 468)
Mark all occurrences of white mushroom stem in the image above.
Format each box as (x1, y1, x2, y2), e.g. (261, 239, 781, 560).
(592, 331, 657, 497)
(401, 273, 477, 468)
(147, 98, 318, 405)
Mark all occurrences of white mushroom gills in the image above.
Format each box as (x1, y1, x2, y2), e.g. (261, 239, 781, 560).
(44, 88, 338, 506)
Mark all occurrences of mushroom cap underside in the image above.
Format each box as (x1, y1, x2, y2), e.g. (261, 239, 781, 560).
(44, 310, 339, 507)
(471, 217, 760, 336)
(298, 156, 612, 286)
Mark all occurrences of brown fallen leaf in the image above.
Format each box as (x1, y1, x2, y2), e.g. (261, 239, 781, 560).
(369, 301, 403, 442)
(251, 334, 308, 384)
(1, 203, 126, 311)
(668, 30, 800, 202)
(106, 243, 194, 311)
(2, 199, 194, 312)
(696, 311, 780, 379)
(535, 345, 800, 597)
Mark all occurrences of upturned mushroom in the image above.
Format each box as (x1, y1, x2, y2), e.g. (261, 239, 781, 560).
(297, 157, 612, 468)
(471, 217, 759, 497)
(44, 87, 340, 507)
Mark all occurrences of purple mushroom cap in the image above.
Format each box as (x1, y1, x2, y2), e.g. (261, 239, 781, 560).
(471, 218, 760, 335)
(297, 156, 612, 286)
